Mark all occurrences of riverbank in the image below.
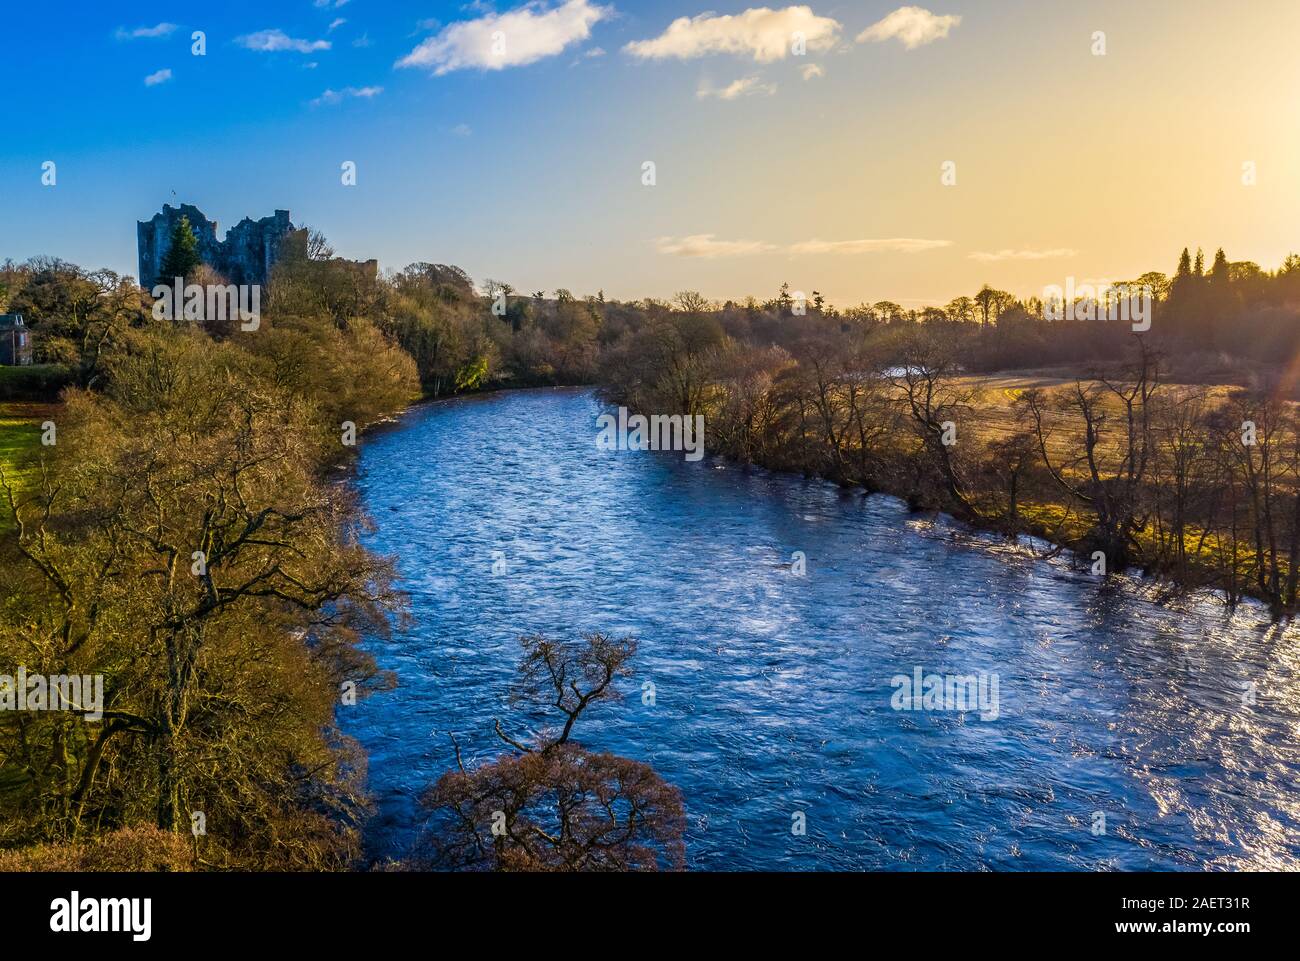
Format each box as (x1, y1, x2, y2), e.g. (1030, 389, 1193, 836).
(602, 354, 1288, 613)
(383, 374, 1269, 614)
(935, 374, 1251, 602)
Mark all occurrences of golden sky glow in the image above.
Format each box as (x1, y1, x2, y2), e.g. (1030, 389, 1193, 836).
(5, 0, 1299, 308)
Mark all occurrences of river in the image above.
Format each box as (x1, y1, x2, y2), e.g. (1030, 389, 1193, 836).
(345, 387, 1300, 870)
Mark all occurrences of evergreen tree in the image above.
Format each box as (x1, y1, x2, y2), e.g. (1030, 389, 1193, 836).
(1194, 247, 1205, 276)
(160, 215, 202, 281)
(1169, 247, 1200, 341)
(1210, 248, 1230, 284)
(1203, 248, 1235, 350)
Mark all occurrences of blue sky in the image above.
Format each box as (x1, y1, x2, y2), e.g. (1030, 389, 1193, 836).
(3, 1, 1298, 307)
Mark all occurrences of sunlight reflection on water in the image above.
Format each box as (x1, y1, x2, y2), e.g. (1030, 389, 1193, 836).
(345, 388, 1300, 870)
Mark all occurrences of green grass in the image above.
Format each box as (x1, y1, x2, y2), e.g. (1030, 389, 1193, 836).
(0, 404, 54, 528)
(0, 420, 37, 480)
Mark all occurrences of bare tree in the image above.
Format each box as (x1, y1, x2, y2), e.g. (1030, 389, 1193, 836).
(418, 633, 685, 872)
(893, 332, 978, 513)
(1025, 338, 1161, 569)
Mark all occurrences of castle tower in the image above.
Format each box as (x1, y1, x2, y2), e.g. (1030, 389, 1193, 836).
(136, 204, 304, 289)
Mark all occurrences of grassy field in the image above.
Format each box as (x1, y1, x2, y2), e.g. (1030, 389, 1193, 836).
(956, 369, 1243, 456)
(0, 403, 57, 524)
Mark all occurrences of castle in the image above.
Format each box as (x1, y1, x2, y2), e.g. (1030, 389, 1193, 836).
(137, 204, 305, 289)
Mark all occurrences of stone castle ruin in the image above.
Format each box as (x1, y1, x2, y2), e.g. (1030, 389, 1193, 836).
(137, 203, 305, 290)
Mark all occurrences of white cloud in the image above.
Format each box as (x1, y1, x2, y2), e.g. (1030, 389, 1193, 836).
(451, 123, 473, 136)
(314, 0, 350, 8)
(968, 248, 1077, 262)
(857, 6, 960, 49)
(328, 18, 347, 32)
(657, 235, 952, 257)
(310, 85, 383, 106)
(115, 23, 177, 40)
(238, 29, 332, 54)
(656, 234, 778, 258)
(697, 76, 777, 100)
(571, 45, 606, 66)
(144, 68, 173, 86)
(801, 63, 823, 80)
(626, 6, 839, 63)
(790, 237, 952, 255)
(397, 0, 609, 74)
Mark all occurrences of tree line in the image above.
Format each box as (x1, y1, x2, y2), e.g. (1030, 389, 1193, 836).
(0, 236, 688, 870)
(3, 236, 1300, 869)
(601, 311, 1300, 613)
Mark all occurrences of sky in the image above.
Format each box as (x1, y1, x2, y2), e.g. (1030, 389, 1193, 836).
(2, 0, 1299, 308)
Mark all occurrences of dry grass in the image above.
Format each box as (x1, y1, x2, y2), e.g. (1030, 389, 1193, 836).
(955, 371, 1243, 461)
(0, 826, 196, 872)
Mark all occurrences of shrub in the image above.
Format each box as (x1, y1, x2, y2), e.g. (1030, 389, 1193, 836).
(0, 826, 195, 872)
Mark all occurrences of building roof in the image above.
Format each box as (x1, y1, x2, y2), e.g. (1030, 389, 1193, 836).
(0, 314, 26, 328)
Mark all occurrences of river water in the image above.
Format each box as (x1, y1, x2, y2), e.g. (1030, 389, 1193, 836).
(345, 387, 1300, 870)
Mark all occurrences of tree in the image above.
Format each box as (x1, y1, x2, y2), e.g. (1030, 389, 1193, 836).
(893, 330, 978, 513)
(1210, 248, 1230, 285)
(159, 215, 202, 282)
(872, 301, 904, 324)
(1168, 248, 1207, 342)
(300, 225, 335, 261)
(417, 633, 685, 871)
(5, 262, 145, 384)
(0, 328, 402, 867)
(672, 290, 709, 314)
(945, 296, 976, 324)
(982, 430, 1037, 532)
(1024, 338, 1162, 568)
(974, 285, 1015, 327)
(1135, 271, 1170, 304)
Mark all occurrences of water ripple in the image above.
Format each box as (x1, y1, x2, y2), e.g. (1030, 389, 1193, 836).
(345, 388, 1300, 870)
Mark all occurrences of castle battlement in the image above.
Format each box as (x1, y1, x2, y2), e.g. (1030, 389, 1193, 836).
(137, 203, 306, 289)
